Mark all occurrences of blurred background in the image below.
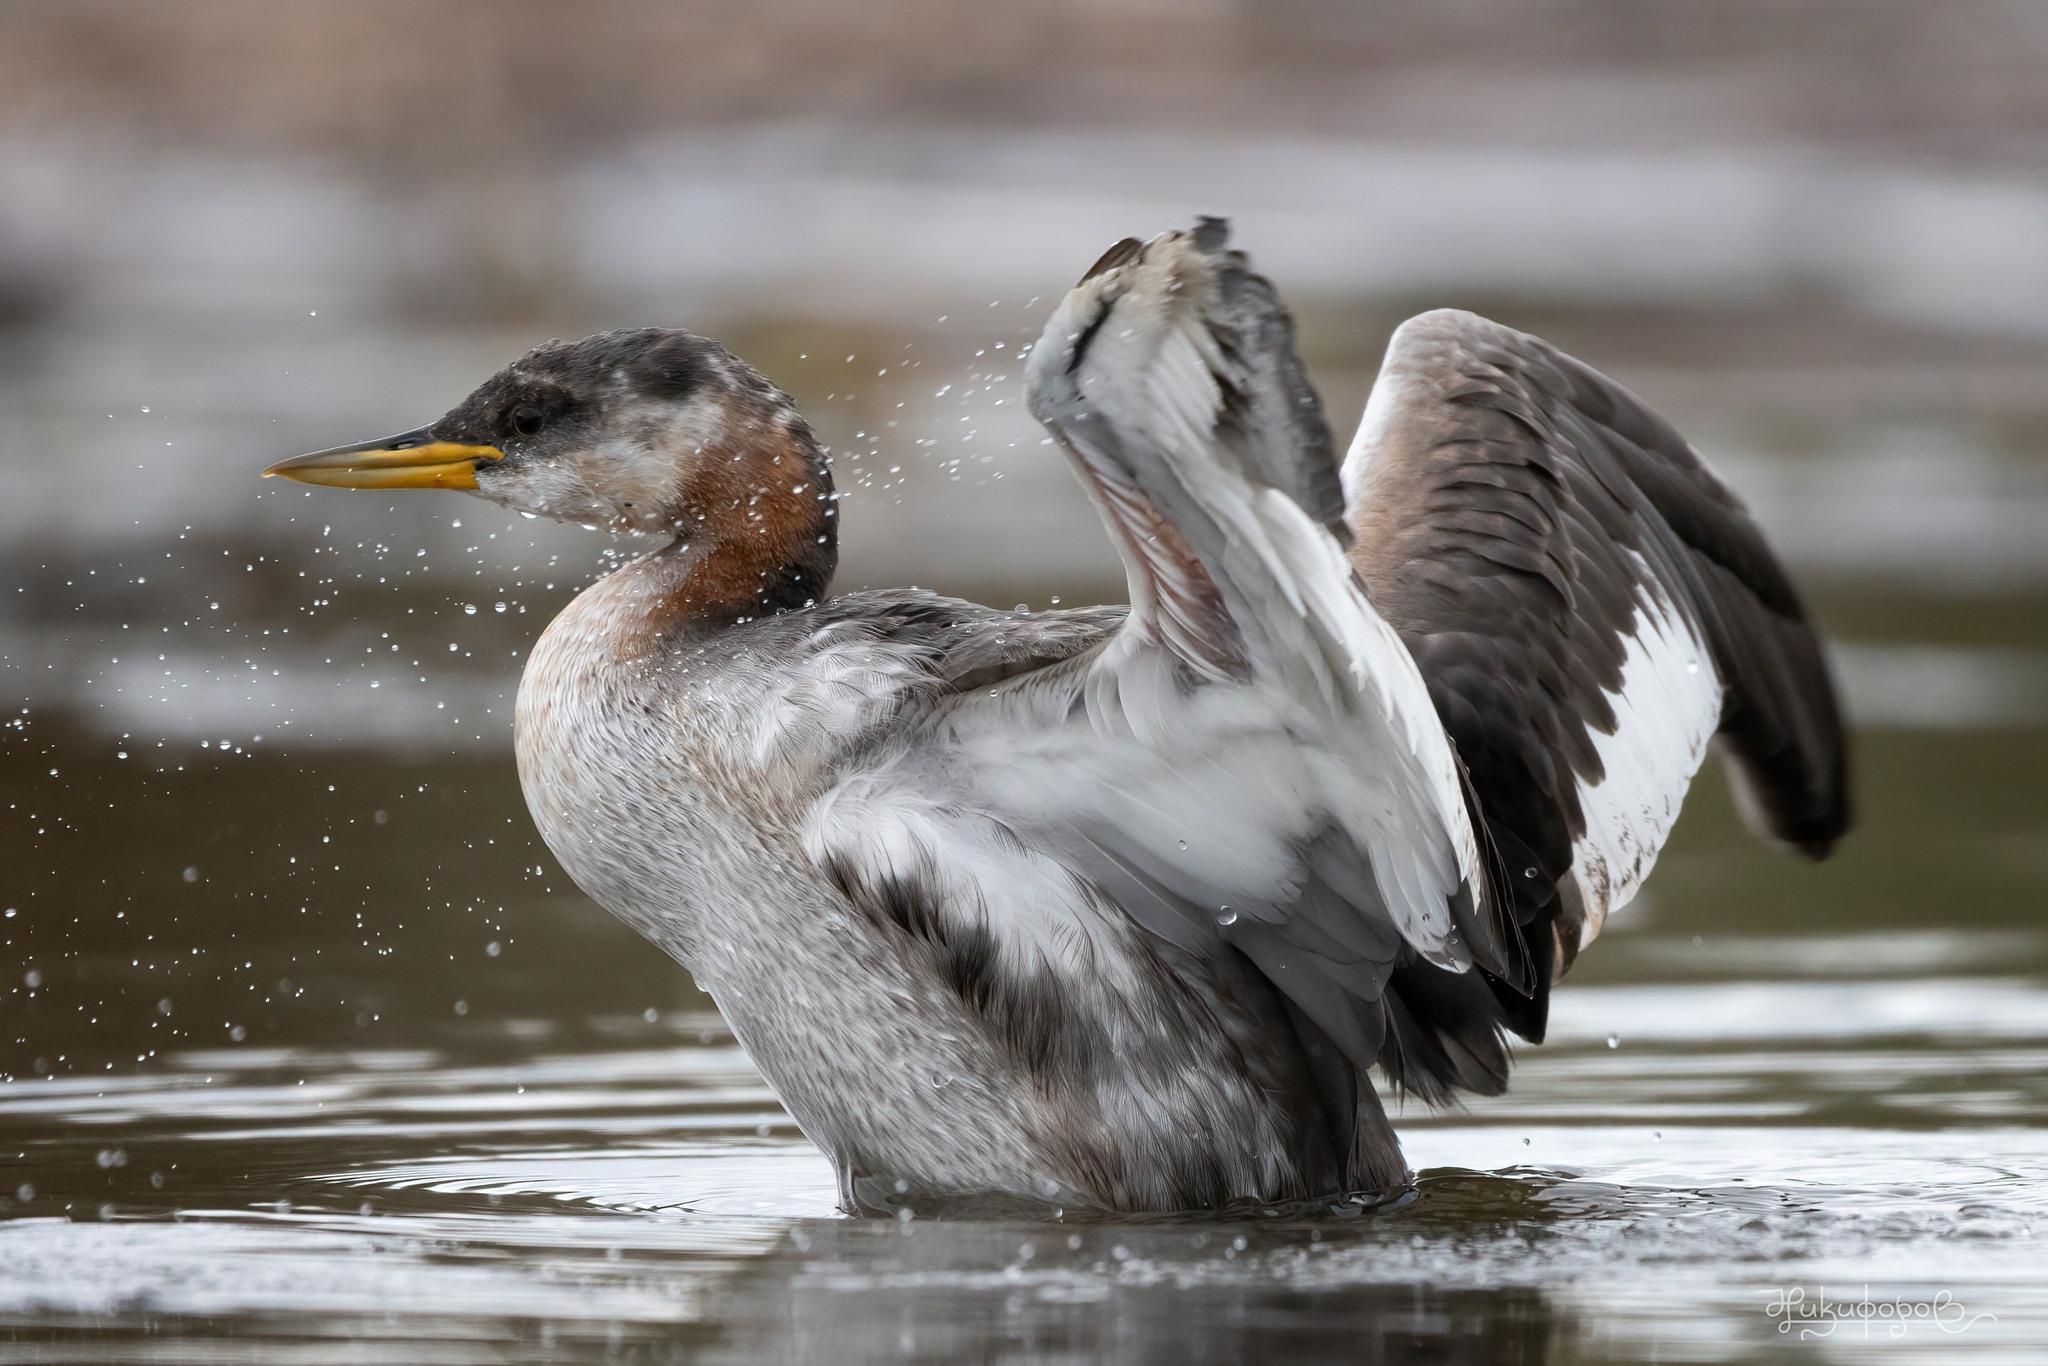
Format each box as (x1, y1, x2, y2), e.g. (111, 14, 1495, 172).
(6, 0, 2048, 1179)
(13, 0, 2048, 1040)
(3, 5, 2048, 1361)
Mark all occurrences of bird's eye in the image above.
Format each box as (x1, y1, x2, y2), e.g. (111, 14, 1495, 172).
(512, 408, 544, 437)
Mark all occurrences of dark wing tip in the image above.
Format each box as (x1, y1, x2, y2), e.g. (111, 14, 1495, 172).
(1713, 610, 1854, 863)
(1377, 960, 1512, 1104)
(1782, 779, 1852, 861)
(1077, 237, 1143, 286)
(1786, 750, 1852, 861)
(1191, 215, 1231, 251)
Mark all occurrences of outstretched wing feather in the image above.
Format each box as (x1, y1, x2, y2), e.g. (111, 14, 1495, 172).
(1345, 309, 1850, 1044)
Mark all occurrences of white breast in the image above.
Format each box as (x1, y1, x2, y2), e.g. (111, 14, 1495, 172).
(511, 570, 1075, 1209)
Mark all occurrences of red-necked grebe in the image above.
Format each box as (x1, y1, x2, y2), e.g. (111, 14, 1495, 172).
(264, 220, 1848, 1216)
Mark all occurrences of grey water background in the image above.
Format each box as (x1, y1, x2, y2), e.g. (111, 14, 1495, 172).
(5, 5, 2048, 1362)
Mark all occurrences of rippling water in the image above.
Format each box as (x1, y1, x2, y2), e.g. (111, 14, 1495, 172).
(5, 54, 2048, 1357)
(2, 693, 2046, 1362)
(1, 513, 2044, 1366)
(6, 969, 2047, 1364)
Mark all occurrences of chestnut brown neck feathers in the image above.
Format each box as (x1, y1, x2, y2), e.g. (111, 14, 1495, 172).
(660, 410, 837, 632)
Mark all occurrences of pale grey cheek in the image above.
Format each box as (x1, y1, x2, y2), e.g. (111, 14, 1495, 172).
(474, 462, 611, 525)
(584, 436, 697, 533)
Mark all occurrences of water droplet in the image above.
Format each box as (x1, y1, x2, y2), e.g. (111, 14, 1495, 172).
(1217, 909, 1238, 926)
(463, 604, 478, 615)
(1607, 1033, 1621, 1049)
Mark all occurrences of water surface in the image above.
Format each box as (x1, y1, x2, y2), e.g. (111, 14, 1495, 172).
(6, 649, 2048, 1362)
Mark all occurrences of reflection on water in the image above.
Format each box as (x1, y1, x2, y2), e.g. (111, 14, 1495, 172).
(3, 680, 2047, 1361)
(4, 969, 2047, 1363)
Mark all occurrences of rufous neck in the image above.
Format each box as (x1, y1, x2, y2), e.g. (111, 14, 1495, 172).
(644, 429, 837, 638)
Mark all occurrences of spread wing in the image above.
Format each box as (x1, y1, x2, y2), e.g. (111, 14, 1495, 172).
(1020, 220, 1506, 982)
(820, 219, 1534, 1139)
(794, 225, 1843, 1186)
(1343, 308, 1850, 1041)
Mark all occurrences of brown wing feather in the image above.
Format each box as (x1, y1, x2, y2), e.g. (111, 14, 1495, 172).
(1346, 309, 1849, 1046)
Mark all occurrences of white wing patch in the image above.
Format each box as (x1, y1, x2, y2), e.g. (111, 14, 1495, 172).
(1569, 577, 1724, 943)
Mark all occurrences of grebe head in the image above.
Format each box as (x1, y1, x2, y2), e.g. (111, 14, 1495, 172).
(267, 328, 829, 532)
(265, 328, 838, 613)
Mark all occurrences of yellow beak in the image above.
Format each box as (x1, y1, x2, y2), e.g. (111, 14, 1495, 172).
(262, 427, 504, 491)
